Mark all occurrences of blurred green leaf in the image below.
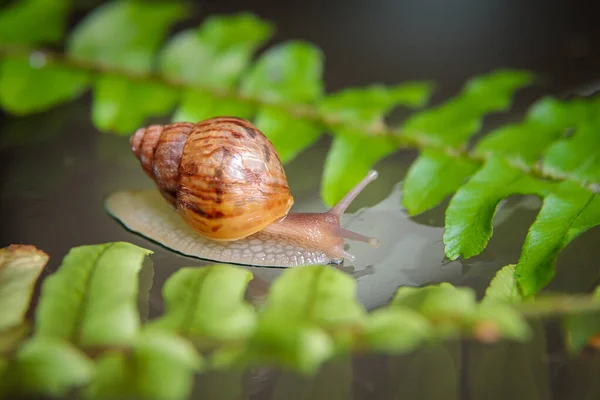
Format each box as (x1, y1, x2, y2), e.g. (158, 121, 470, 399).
(363, 308, 432, 353)
(400, 70, 533, 217)
(0, 245, 48, 331)
(0, 0, 71, 45)
(240, 41, 325, 167)
(67, 1, 187, 72)
(137, 257, 155, 323)
(392, 283, 478, 337)
(322, 132, 395, 206)
(516, 183, 600, 297)
(91, 74, 178, 134)
(172, 90, 254, 122)
(247, 266, 365, 373)
(393, 283, 477, 316)
(541, 96, 600, 185)
(0, 55, 89, 114)
(248, 323, 333, 374)
(483, 264, 523, 304)
(254, 106, 322, 164)
(563, 304, 600, 354)
(148, 265, 256, 342)
(320, 82, 432, 206)
(319, 82, 432, 123)
(259, 266, 366, 332)
(474, 302, 531, 341)
(35, 242, 152, 347)
(453, 94, 600, 295)
(444, 157, 550, 260)
(163, 13, 272, 124)
(67, 0, 186, 133)
(85, 331, 202, 400)
(241, 41, 323, 103)
(402, 150, 478, 215)
(473, 97, 577, 162)
(544, 132, 600, 185)
(160, 13, 274, 88)
(387, 281, 529, 344)
(0, 338, 94, 397)
(403, 70, 534, 146)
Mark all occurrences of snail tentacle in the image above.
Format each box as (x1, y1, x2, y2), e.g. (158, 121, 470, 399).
(329, 170, 379, 217)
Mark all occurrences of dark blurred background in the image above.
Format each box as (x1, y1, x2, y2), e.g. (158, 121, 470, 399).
(189, 0, 600, 97)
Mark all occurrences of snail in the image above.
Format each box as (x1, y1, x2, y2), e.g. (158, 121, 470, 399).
(105, 116, 379, 267)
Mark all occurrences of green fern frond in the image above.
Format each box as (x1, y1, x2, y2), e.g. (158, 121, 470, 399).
(437, 96, 600, 296)
(0, 0, 599, 299)
(2, 244, 599, 398)
(0, 0, 71, 45)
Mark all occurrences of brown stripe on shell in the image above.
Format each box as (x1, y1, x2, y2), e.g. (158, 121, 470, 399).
(192, 144, 235, 161)
(263, 144, 271, 163)
(241, 125, 258, 138)
(178, 199, 225, 220)
(130, 127, 145, 157)
(218, 118, 259, 139)
(151, 122, 194, 199)
(139, 125, 162, 176)
(176, 185, 247, 219)
(223, 119, 259, 138)
(206, 116, 248, 124)
(190, 134, 231, 143)
(175, 184, 223, 204)
(193, 116, 259, 141)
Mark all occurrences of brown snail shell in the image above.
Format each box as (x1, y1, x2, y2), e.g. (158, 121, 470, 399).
(129, 117, 294, 241)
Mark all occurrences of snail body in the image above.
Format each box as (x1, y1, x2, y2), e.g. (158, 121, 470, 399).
(124, 116, 378, 266)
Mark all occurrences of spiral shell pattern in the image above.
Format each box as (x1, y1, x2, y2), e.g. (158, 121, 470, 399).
(130, 117, 294, 240)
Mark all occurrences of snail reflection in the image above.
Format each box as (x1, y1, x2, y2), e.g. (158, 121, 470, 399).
(106, 117, 379, 267)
